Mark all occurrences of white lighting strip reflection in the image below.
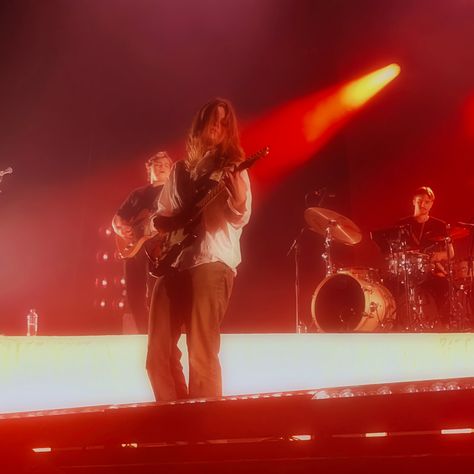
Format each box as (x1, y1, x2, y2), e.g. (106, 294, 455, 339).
(365, 432, 388, 438)
(441, 428, 474, 435)
(1, 333, 474, 413)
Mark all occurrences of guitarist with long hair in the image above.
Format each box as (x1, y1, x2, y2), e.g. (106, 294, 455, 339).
(112, 151, 172, 333)
(146, 98, 252, 401)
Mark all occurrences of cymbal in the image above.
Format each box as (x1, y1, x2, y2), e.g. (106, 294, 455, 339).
(428, 226, 470, 242)
(304, 207, 362, 245)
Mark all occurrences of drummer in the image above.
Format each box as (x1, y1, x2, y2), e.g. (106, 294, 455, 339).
(397, 186, 452, 318)
(397, 186, 453, 267)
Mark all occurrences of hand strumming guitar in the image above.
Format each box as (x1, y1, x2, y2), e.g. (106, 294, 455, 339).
(112, 215, 135, 241)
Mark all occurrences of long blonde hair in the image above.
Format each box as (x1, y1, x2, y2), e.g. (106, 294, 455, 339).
(185, 98, 244, 171)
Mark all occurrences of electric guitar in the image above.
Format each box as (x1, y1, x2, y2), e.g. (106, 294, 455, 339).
(115, 208, 159, 259)
(146, 146, 270, 277)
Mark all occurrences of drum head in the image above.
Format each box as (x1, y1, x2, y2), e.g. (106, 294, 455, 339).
(313, 274, 365, 332)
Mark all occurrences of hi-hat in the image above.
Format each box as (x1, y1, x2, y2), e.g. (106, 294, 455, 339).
(304, 207, 362, 245)
(427, 226, 470, 242)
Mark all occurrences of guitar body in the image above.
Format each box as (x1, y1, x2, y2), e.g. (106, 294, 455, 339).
(115, 208, 156, 259)
(146, 224, 199, 277)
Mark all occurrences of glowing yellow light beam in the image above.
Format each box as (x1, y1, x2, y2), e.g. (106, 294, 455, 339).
(341, 63, 401, 109)
(304, 63, 401, 142)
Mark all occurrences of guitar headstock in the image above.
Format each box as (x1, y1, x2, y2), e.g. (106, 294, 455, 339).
(0, 167, 13, 178)
(237, 146, 270, 172)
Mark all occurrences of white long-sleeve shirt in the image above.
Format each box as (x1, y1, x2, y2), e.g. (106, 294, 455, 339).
(156, 161, 252, 273)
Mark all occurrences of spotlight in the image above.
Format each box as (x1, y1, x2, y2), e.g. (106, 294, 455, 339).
(94, 299, 108, 309)
(114, 276, 127, 287)
(98, 226, 114, 238)
(431, 382, 446, 392)
(339, 388, 356, 398)
(113, 299, 126, 310)
(312, 390, 331, 400)
(446, 381, 461, 391)
(340, 63, 401, 109)
(402, 384, 418, 393)
(96, 252, 110, 263)
(376, 385, 392, 395)
(95, 278, 109, 289)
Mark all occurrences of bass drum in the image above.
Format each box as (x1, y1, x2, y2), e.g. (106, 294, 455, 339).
(311, 273, 395, 332)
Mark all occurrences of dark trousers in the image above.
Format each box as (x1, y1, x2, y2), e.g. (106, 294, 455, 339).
(146, 262, 234, 401)
(124, 249, 154, 333)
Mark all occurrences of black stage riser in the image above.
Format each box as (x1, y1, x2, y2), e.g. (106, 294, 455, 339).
(4, 436, 474, 474)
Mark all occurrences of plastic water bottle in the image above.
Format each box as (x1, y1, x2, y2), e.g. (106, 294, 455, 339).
(26, 309, 38, 336)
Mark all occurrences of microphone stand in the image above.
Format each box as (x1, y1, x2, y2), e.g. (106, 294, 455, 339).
(287, 189, 329, 334)
(287, 227, 306, 334)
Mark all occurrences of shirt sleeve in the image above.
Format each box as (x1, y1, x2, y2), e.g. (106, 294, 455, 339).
(226, 169, 252, 229)
(156, 163, 184, 217)
(116, 190, 139, 222)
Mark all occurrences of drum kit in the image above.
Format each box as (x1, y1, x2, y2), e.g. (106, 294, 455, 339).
(301, 207, 474, 333)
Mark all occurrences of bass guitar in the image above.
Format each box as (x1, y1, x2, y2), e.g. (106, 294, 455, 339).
(146, 146, 270, 276)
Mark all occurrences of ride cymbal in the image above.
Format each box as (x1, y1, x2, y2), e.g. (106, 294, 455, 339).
(304, 207, 362, 245)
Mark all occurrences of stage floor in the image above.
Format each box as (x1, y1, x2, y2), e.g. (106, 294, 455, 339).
(1, 333, 474, 414)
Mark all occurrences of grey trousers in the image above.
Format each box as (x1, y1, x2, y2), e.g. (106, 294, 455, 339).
(146, 262, 234, 401)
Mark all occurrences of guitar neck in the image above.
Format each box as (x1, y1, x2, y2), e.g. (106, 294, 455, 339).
(192, 147, 269, 219)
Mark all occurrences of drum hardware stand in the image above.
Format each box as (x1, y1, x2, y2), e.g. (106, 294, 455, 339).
(452, 221, 474, 330)
(287, 227, 307, 334)
(394, 225, 431, 332)
(386, 225, 417, 331)
(397, 240, 419, 331)
(322, 224, 337, 277)
(399, 252, 427, 332)
(442, 226, 469, 331)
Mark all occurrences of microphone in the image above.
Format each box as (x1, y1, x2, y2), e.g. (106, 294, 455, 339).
(308, 187, 336, 198)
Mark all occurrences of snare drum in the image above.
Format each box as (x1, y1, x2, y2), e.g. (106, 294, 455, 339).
(337, 266, 381, 284)
(311, 272, 395, 332)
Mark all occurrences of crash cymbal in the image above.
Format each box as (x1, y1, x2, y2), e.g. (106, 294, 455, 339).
(428, 226, 470, 242)
(304, 207, 362, 245)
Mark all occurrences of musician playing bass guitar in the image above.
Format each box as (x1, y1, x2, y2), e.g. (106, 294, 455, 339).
(146, 98, 252, 401)
(112, 151, 172, 333)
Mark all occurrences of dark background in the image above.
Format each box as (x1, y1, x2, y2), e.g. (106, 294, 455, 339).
(0, 0, 473, 335)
